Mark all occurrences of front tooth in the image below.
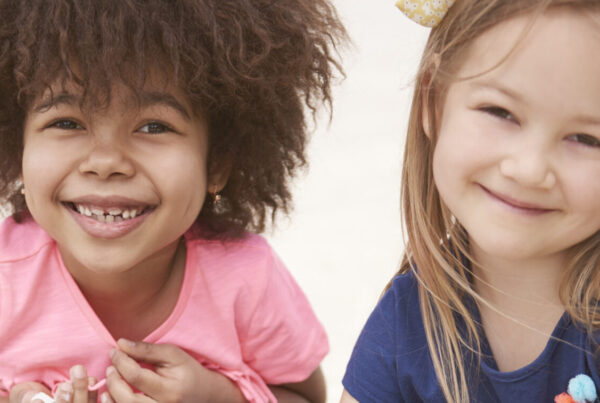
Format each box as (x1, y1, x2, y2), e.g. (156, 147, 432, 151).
(108, 208, 122, 216)
(91, 208, 104, 216)
(105, 215, 115, 223)
(96, 214, 106, 222)
(122, 210, 130, 219)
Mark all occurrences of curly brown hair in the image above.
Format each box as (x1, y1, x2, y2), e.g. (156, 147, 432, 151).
(0, 0, 347, 237)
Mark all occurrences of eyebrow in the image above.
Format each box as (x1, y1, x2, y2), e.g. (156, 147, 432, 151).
(32, 90, 192, 120)
(467, 81, 524, 103)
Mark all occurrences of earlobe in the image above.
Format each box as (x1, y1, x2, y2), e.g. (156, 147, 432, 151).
(207, 158, 232, 194)
(421, 90, 432, 139)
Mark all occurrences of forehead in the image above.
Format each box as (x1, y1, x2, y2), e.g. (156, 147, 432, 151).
(451, 8, 600, 113)
(30, 73, 195, 120)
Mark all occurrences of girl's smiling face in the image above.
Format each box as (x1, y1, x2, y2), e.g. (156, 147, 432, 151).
(22, 79, 220, 276)
(431, 9, 600, 264)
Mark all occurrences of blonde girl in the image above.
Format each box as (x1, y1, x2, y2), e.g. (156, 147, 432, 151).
(342, 0, 600, 402)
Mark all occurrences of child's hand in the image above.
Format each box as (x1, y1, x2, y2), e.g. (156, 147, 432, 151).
(9, 382, 51, 403)
(8, 364, 97, 403)
(103, 339, 245, 403)
(53, 365, 97, 403)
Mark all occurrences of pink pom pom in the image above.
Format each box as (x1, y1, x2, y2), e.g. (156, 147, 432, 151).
(554, 393, 576, 403)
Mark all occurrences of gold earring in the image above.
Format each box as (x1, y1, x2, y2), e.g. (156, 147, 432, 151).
(210, 186, 222, 205)
(20, 186, 25, 195)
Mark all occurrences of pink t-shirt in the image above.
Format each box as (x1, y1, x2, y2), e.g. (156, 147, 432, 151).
(0, 216, 328, 402)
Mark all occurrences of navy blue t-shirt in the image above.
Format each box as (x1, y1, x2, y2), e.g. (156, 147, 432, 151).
(343, 272, 600, 402)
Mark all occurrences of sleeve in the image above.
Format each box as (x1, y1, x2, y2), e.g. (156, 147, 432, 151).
(342, 285, 404, 403)
(238, 248, 328, 385)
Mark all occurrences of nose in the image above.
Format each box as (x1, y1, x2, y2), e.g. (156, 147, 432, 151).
(78, 138, 135, 180)
(499, 147, 556, 189)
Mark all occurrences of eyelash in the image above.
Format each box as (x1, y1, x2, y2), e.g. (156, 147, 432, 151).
(480, 106, 516, 122)
(478, 108, 600, 149)
(48, 119, 84, 130)
(567, 133, 600, 148)
(46, 119, 177, 135)
(138, 121, 176, 135)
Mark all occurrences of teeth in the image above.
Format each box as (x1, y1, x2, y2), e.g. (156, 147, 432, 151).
(91, 208, 104, 216)
(74, 203, 143, 222)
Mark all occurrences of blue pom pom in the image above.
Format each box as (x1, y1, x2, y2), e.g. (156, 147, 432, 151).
(568, 374, 597, 402)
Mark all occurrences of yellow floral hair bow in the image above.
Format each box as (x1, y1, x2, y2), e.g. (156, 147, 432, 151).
(395, 0, 455, 27)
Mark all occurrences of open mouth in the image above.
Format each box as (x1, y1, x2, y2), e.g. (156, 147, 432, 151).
(64, 202, 154, 223)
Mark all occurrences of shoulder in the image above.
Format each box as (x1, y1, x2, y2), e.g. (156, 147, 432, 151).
(343, 271, 435, 402)
(0, 214, 54, 264)
(186, 232, 277, 271)
(185, 232, 285, 293)
(378, 271, 422, 325)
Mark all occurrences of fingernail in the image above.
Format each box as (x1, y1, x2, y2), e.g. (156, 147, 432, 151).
(59, 382, 73, 393)
(109, 348, 117, 359)
(106, 366, 116, 376)
(58, 391, 71, 402)
(71, 364, 86, 379)
(88, 376, 97, 387)
(118, 338, 136, 347)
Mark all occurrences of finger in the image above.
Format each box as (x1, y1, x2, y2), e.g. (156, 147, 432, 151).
(116, 339, 188, 366)
(54, 382, 73, 403)
(86, 377, 97, 403)
(69, 365, 89, 403)
(9, 383, 51, 403)
(99, 392, 114, 403)
(105, 366, 153, 403)
(109, 349, 164, 398)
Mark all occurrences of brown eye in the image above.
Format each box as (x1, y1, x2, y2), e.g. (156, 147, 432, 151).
(138, 121, 174, 134)
(480, 106, 515, 122)
(568, 133, 600, 148)
(49, 119, 84, 130)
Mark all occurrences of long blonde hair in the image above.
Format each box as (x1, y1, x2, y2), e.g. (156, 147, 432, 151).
(396, 0, 600, 401)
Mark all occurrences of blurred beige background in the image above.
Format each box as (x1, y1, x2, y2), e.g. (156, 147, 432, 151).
(264, 1, 428, 401)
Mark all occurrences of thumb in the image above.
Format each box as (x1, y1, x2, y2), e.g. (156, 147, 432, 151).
(116, 339, 189, 366)
(9, 383, 51, 403)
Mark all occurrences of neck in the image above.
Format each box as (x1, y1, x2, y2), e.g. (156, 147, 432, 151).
(59, 239, 187, 339)
(471, 242, 565, 328)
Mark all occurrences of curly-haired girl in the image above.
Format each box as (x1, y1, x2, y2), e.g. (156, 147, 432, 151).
(0, 0, 346, 402)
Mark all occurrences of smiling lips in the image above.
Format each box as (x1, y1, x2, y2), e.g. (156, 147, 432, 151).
(64, 197, 156, 239)
(479, 185, 555, 214)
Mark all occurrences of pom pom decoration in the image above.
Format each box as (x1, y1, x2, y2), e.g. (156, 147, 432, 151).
(568, 374, 598, 403)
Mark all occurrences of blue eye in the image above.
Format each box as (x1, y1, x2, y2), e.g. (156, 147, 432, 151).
(138, 121, 174, 134)
(480, 106, 516, 122)
(568, 133, 600, 148)
(49, 119, 84, 130)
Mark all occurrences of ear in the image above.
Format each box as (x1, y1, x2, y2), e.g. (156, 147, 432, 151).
(421, 84, 433, 140)
(420, 54, 441, 140)
(207, 157, 232, 193)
